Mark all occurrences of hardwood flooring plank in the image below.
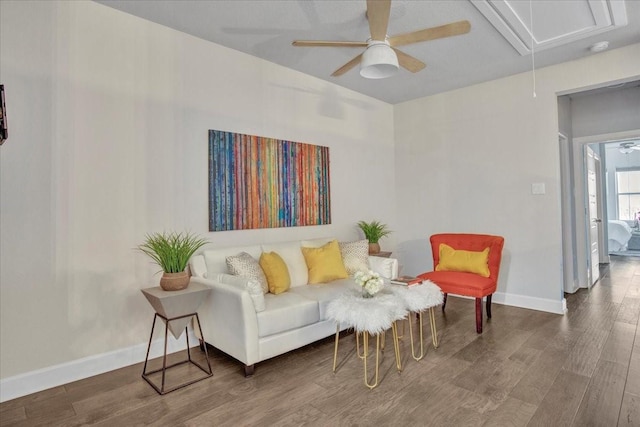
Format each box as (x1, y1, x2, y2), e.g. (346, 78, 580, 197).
(616, 297, 640, 325)
(627, 284, 640, 298)
(482, 396, 537, 427)
(526, 369, 590, 427)
(588, 283, 630, 304)
(0, 386, 67, 413)
(475, 358, 530, 405)
(452, 351, 504, 392)
(625, 347, 640, 396)
(510, 348, 568, 406)
(408, 383, 489, 426)
(0, 406, 26, 426)
(562, 325, 610, 377)
(599, 321, 636, 365)
(618, 392, 640, 427)
(572, 359, 628, 426)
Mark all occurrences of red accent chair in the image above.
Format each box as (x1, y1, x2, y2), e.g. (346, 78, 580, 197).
(417, 233, 505, 334)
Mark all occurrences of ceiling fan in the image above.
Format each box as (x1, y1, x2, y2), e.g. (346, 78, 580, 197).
(292, 0, 471, 79)
(620, 142, 640, 154)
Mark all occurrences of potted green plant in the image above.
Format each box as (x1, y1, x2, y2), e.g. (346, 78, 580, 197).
(357, 220, 392, 254)
(137, 231, 208, 291)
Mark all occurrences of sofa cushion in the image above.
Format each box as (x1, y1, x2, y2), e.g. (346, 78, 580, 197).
(369, 256, 398, 279)
(189, 254, 208, 278)
(339, 240, 370, 275)
(436, 244, 490, 277)
(301, 237, 334, 248)
(259, 251, 291, 295)
(203, 245, 262, 276)
(257, 292, 319, 337)
(226, 252, 269, 293)
(289, 278, 355, 320)
(261, 241, 309, 288)
(214, 273, 265, 312)
(418, 271, 496, 298)
(302, 240, 349, 284)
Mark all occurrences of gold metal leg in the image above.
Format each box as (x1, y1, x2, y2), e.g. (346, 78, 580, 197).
(429, 307, 439, 348)
(363, 332, 381, 389)
(391, 321, 402, 372)
(356, 330, 365, 359)
(408, 311, 425, 361)
(396, 318, 406, 339)
(332, 324, 340, 372)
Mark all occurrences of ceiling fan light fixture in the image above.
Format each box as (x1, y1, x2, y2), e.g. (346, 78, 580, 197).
(360, 42, 398, 79)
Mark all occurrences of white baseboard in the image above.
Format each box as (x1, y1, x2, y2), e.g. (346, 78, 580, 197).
(492, 292, 567, 315)
(0, 330, 199, 403)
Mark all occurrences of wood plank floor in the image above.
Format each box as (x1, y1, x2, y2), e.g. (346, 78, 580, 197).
(2, 256, 639, 426)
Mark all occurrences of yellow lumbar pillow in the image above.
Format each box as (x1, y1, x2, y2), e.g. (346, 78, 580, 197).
(259, 251, 291, 294)
(301, 240, 349, 284)
(436, 244, 490, 277)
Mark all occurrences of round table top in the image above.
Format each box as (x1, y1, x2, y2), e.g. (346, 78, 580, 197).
(326, 288, 408, 335)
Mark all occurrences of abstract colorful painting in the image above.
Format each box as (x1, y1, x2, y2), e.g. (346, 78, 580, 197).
(208, 130, 331, 231)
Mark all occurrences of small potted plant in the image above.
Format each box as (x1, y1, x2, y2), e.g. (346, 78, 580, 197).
(137, 231, 208, 291)
(357, 220, 391, 255)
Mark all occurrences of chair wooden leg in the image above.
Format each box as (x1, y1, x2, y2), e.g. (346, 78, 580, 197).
(475, 298, 483, 334)
(486, 294, 492, 319)
(442, 293, 448, 312)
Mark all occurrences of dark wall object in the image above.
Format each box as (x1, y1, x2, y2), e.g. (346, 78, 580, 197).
(0, 85, 7, 144)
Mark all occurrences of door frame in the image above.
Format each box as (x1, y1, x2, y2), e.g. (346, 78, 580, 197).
(567, 130, 640, 291)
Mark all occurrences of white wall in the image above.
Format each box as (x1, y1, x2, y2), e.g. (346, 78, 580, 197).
(572, 85, 640, 139)
(393, 43, 640, 310)
(0, 0, 394, 389)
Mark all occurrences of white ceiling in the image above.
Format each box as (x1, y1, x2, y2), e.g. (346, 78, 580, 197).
(95, 0, 640, 104)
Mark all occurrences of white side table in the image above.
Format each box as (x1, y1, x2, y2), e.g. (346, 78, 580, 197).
(141, 282, 212, 395)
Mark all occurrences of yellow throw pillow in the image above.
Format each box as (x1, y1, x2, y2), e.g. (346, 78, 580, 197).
(259, 251, 291, 294)
(301, 240, 349, 284)
(436, 244, 491, 277)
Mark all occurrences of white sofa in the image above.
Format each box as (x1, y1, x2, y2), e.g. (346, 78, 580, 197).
(188, 237, 398, 375)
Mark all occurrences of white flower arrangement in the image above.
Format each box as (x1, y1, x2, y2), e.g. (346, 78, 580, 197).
(354, 270, 384, 297)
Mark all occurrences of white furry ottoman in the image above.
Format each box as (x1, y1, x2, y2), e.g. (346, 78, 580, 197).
(389, 280, 443, 359)
(326, 288, 408, 389)
(326, 288, 408, 334)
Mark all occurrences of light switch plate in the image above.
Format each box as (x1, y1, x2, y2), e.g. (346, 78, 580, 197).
(532, 182, 546, 195)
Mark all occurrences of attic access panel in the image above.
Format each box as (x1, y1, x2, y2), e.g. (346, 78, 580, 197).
(471, 0, 628, 55)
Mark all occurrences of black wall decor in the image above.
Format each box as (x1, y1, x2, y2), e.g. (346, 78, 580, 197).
(0, 85, 7, 144)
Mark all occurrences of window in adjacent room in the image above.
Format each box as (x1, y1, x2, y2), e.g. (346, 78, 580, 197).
(616, 167, 640, 220)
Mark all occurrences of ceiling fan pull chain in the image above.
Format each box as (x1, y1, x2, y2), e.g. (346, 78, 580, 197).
(530, 0, 537, 98)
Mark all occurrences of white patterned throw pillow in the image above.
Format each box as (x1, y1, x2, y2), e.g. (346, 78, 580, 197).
(226, 252, 269, 294)
(339, 240, 370, 275)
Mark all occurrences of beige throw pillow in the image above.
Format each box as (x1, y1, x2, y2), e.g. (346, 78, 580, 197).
(339, 240, 370, 275)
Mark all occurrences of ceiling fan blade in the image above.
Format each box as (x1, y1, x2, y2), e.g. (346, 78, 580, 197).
(292, 40, 368, 48)
(366, 0, 391, 41)
(388, 20, 471, 47)
(392, 48, 426, 73)
(331, 53, 363, 77)
(631, 145, 640, 150)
